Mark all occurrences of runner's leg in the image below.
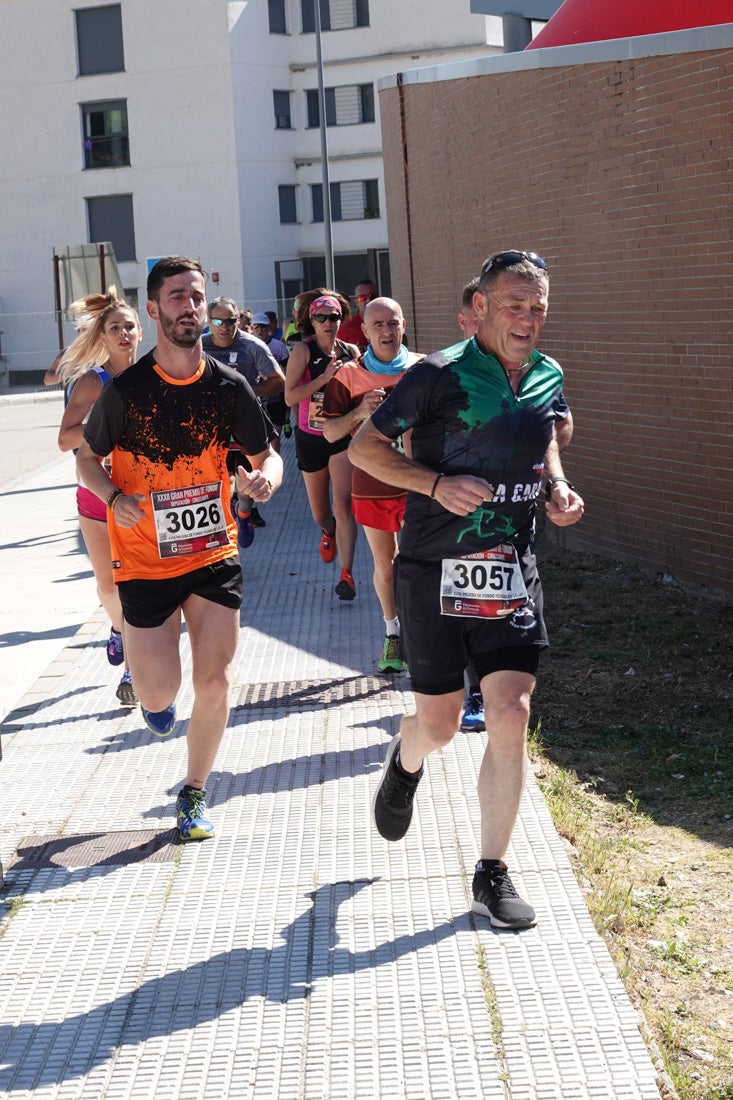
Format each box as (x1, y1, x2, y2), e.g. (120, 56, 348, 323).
(477, 669, 535, 859)
(363, 525, 399, 619)
(301, 467, 334, 532)
(78, 514, 123, 632)
(180, 594, 239, 790)
(329, 450, 356, 573)
(124, 610, 183, 713)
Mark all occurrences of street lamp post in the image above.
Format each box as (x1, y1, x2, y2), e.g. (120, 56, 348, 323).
(314, 0, 335, 287)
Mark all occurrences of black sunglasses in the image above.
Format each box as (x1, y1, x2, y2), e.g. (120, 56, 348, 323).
(480, 251, 548, 279)
(210, 317, 238, 327)
(312, 313, 341, 324)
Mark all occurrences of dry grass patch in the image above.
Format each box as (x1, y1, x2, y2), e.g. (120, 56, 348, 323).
(532, 548, 732, 1100)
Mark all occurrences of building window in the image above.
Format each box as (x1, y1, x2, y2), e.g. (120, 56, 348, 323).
(306, 83, 374, 128)
(301, 0, 369, 33)
(268, 0, 287, 33)
(75, 5, 124, 76)
(311, 180, 379, 222)
(278, 185, 298, 224)
(81, 100, 129, 169)
(86, 194, 136, 261)
(273, 91, 292, 130)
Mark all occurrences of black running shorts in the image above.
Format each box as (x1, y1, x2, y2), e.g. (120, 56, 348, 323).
(294, 426, 349, 473)
(118, 557, 244, 628)
(394, 547, 547, 696)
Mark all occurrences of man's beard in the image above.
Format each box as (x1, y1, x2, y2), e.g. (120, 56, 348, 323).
(158, 307, 204, 348)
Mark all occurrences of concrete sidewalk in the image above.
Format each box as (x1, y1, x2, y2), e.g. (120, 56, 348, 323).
(0, 439, 663, 1099)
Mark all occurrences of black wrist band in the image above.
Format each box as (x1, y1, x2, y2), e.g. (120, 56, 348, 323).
(107, 488, 123, 510)
(430, 473, 444, 499)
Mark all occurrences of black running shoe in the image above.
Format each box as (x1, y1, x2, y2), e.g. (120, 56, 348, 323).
(471, 860, 536, 929)
(373, 734, 423, 841)
(250, 506, 266, 528)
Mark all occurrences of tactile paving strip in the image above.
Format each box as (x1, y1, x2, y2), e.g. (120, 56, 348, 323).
(0, 444, 663, 1098)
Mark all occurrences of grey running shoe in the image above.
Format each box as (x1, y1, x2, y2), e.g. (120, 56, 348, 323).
(471, 860, 536, 928)
(373, 734, 423, 841)
(115, 669, 137, 707)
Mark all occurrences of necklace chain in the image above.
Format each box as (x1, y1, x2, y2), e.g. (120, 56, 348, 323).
(505, 357, 532, 375)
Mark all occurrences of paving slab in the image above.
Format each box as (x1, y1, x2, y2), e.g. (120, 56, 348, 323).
(0, 432, 664, 1098)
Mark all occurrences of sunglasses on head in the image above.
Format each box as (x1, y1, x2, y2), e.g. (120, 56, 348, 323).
(480, 251, 548, 279)
(312, 313, 341, 324)
(210, 317, 238, 327)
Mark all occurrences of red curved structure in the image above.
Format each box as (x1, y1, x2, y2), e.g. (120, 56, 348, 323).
(526, 0, 733, 49)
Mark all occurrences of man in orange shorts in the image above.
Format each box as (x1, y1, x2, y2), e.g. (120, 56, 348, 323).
(322, 297, 422, 673)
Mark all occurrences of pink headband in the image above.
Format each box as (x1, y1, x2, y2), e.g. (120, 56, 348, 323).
(309, 295, 341, 318)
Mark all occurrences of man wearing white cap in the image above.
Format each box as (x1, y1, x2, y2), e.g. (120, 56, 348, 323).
(251, 312, 291, 447)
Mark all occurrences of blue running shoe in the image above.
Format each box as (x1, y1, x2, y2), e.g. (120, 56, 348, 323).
(460, 691, 486, 732)
(176, 786, 215, 841)
(142, 703, 176, 738)
(231, 492, 255, 548)
(236, 508, 255, 548)
(106, 627, 124, 666)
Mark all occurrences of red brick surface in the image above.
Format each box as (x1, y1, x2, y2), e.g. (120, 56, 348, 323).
(380, 49, 733, 593)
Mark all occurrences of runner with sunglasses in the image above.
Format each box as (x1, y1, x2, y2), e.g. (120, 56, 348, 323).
(337, 280, 377, 351)
(350, 250, 584, 928)
(203, 296, 284, 545)
(284, 289, 361, 600)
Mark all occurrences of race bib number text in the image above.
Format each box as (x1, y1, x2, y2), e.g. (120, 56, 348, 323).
(152, 481, 229, 559)
(440, 543, 528, 618)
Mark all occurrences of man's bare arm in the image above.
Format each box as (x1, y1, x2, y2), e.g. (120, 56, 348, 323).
(349, 419, 492, 516)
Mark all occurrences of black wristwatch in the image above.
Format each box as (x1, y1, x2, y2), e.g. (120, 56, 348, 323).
(545, 476, 575, 501)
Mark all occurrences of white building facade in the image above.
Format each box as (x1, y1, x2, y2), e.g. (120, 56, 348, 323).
(0, 0, 501, 386)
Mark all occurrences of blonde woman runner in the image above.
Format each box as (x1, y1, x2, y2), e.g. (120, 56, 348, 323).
(57, 288, 142, 705)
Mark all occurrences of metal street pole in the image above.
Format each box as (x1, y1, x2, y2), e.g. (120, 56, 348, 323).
(314, 0, 334, 288)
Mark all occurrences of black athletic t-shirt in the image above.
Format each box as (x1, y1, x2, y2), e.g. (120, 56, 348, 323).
(370, 338, 569, 561)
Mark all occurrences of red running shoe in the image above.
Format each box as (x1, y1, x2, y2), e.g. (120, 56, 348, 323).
(335, 568, 356, 601)
(319, 527, 336, 563)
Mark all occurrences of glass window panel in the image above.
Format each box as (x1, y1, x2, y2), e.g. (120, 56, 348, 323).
(82, 100, 129, 169)
(306, 90, 320, 129)
(278, 185, 297, 224)
(311, 184, 323, 223)
(273, 90, 292, 130)
(86, 194, 135, 261)
(76, 6, 124, 76)
(364, 178, 380, 218)
(360, 84, 375, 123)
(268, 0, 287, 33)
(301, 0, 330, 33)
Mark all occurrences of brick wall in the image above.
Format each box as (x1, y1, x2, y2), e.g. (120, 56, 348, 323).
(380, 48, 733, 593)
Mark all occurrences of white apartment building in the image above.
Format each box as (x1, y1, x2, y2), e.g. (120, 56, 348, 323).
(0, 0, 501, 387)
